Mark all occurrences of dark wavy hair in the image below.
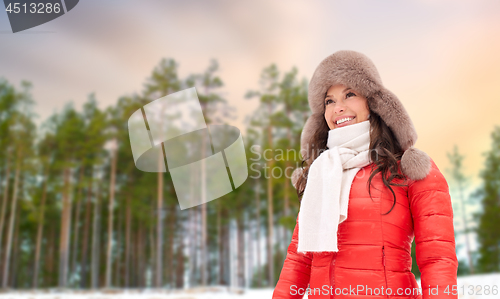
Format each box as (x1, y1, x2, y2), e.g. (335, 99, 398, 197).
(295, 103, 407, 215)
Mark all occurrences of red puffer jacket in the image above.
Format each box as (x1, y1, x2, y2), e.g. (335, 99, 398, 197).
(273, 160, 458, 299)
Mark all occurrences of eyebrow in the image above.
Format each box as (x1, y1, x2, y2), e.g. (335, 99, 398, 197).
(325, 87, 352, 99)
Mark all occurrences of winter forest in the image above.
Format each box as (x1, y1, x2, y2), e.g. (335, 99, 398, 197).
(0, 57, 499, 292)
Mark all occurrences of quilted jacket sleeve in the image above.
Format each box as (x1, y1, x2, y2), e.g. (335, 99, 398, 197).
(409, 160, 458, 299)
(272, 212, 313, 299)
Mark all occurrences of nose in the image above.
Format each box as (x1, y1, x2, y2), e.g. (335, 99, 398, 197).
(334, 100, 345, 114)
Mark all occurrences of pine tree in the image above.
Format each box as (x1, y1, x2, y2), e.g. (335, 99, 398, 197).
(246, 64, 281, 286)
(447, 145, 475, 274)
(475, 126, 500, 272)
(0, 81, 36, 288)
(143, 58, 181, 288)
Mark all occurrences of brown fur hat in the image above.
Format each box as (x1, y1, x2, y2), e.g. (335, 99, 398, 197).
(292, 50, 431, 187)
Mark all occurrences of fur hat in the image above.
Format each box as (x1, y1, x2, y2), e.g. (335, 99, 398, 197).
(292, 50, 431, 188)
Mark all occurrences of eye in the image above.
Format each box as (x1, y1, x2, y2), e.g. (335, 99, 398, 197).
(346, 92, 356, 98)
(325, 99, 334, 105)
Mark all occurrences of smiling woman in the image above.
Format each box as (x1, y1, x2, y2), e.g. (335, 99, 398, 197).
(273, 50, 458, 299)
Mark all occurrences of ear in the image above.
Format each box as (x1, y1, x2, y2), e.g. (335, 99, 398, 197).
(369, 88, 417, 151)
(291, 168, 304, 189)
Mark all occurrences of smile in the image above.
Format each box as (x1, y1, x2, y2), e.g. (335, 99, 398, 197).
(336, 117, 354, 125)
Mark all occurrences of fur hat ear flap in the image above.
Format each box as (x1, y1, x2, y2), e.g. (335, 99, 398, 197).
(293, 114, 325, 190)
(401, 146, 431, 180)
(300, 113, 327, 162)
(369, 88, 417, 151)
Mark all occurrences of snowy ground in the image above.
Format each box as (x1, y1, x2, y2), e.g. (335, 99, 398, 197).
(0, 273, 498, 299)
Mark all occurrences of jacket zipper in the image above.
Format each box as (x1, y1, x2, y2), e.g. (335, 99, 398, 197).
(382, 245, 386, 267)
(382, 245, 389, 297)
(330, 252, 336, 299)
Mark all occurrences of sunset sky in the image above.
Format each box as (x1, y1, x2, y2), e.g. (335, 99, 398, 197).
(1, 0, 500, 201)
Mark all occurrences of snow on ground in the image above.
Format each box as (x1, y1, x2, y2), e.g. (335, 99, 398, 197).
(0, 273, 499, 299)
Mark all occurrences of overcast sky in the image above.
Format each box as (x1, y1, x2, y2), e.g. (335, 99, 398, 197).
(1, 0, 500, 196)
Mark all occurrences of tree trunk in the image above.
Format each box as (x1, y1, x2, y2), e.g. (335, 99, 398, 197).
(165, 201, 176, 287)
(133, 225, 138, 287)
(459, 180, 475, 274)
(46, 223, 56, 287)
(91, 182, 101, 289)
(70, 167, 84, 286)
(80, 175, 93, 288)
(168, 204, 176, 287)
(201, 203, 207, 286)
(114, 197, 122, 287)
(33, 173, 48, 288)
(138, 221, 145, 288)
(164, 212, 170, 287)
(187, 164, 197, 288)
(175, 234, 185, 288)
(255, 180, 262, 287)
(149, 220, 156, 287)
(246, 212, 253, 288)
(58, 167, 72, 288)
(197, 205, 202, 286)
(217, 200, 222, 285)
(105, 145, 118, 288)
(0, 151, 11, 267)
(266, 108, 274, 286)
(10, 199, 21, 288)
(130, 225, 136, 287)
(284, 125, 292, 245)
(156, 150, 163, 288)
(219, 213, 228, 285)
(188, 208, 196, 287)
(125, 191, 131, 287)
(237, 211, 245, 287)
(201, 135, 207, 286)
(1, 156, 21, 288)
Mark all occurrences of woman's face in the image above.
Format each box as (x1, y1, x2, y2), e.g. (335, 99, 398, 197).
(324, 84, 370, 130)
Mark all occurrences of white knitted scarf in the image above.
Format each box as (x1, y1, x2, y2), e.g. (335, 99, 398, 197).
(298, 120, 371, 253)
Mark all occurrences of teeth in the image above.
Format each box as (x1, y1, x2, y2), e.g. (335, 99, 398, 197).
(336, 117, 353, 124)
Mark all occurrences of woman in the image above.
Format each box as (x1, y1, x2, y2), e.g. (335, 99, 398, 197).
(272, 50, 458, 299)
